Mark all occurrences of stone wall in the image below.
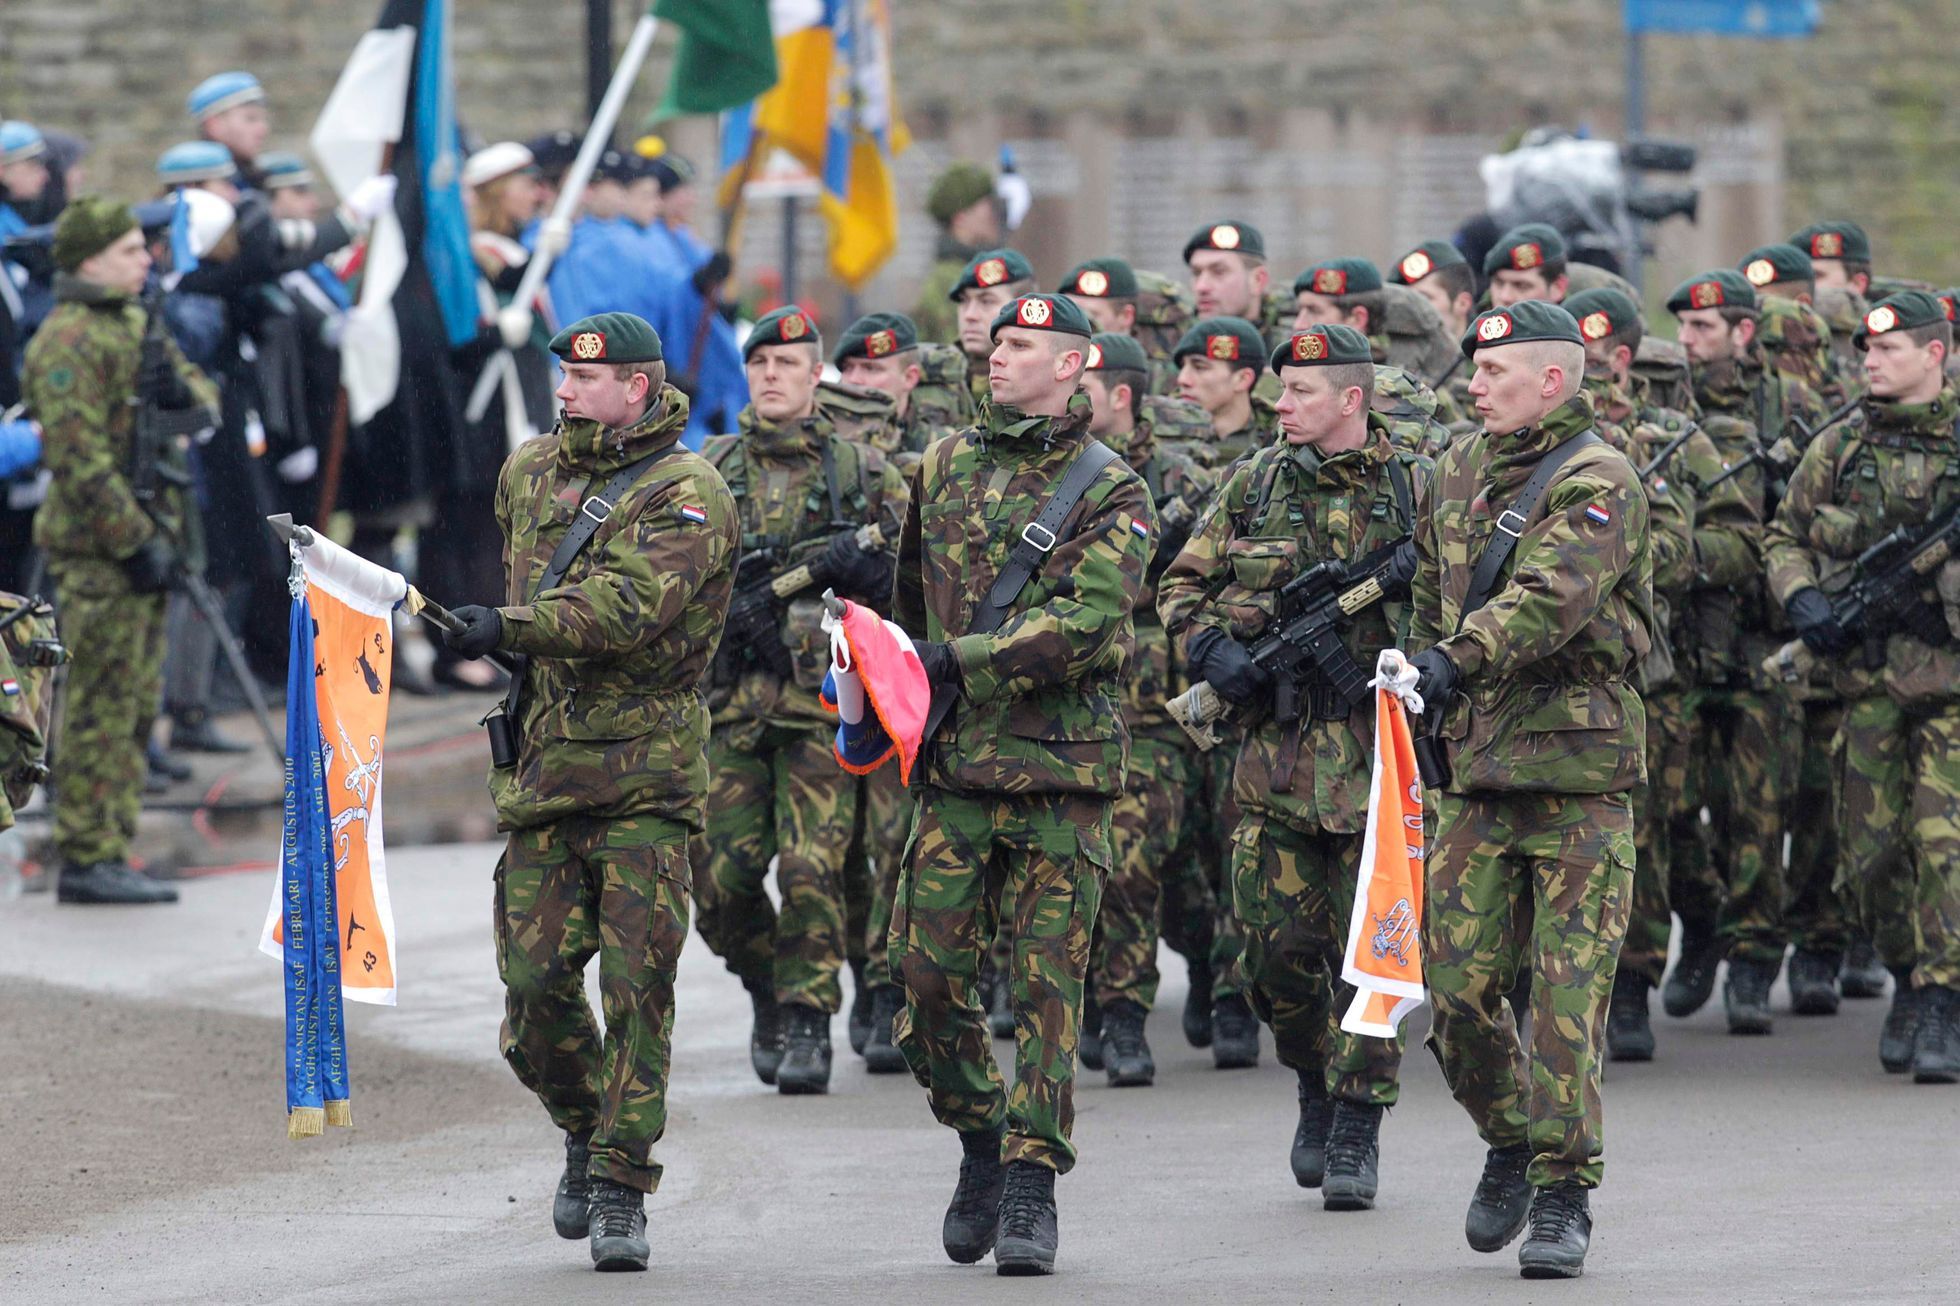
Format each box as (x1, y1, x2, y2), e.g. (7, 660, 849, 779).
(4, 1, 1955, 321)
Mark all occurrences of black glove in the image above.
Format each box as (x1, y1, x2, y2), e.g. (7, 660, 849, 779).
(692, 250, 733, 297)
(1410, 646, 1460, 706)
(121, 535, 177, 594)
(443, 605, 505, 659)
(1786, 586, 1851, 656)
(1188, 626, 1273, 708)
(915, 639, 959, 692)
(1384, 538, 1419, 597)
(823, 530, 889, 598)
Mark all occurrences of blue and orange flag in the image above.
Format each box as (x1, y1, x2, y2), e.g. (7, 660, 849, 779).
(1339, 649, 1428, 1038)
(818, 597, 929, 782)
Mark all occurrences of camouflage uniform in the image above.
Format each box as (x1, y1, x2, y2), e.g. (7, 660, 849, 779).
(1091, 408, 1214, 1013)
(1766, 384, 1960, 991)
(1132, 270, 1197, 396)
(1373, 364, 1456, 459)
(22, 274, 215, 866)
(0, 596, 59, 831)
(488, 389, 737, 1195)
(1411, 393, 1653, 1189)
(1159, 414, 1428, 1104)
(1759, 296, 1848, 409)
(914, 234, 982, 345)
(694, 407, 907, 1015)
(891, 393, 1153, 1173)
(1812, 286, 1870, 382)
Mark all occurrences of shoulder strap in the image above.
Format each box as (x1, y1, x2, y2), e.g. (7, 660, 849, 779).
(1456, 431, 1601, 632)
(819, 434, 845, 521)
(1385, 455, 1416, 530)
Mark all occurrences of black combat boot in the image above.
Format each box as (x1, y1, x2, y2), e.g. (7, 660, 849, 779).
(1320, 1100, 1384, 1212)
(1841, 938, 1890, 998)
(1518, 1180, 1592, 1279)
(1786, 949, 1842, 1016)
(847, 959, 873, 1055)
(168, 707, 252, 754)
(994, 1160, 1059, 1276)
(1663, 931, 1723, 1017)
(1101, 999, 1155, 1087)
(56, 860, 178, 906)
(147, 740, 192, 783)
(587, 1178, 649, 1271)
(1464, 1143, 1533, 1252)
(1911, 984, 1960, 1084)
(1880, 969, 1921, 1074)
(942, 1126, 1006, 1264)
(1291, 1073, 1333, 1188)
(776, 1004, 833, 1095)
(1723, 958, 1774, 1035)
(862, 985, 907, 1074)
(1182, 959, 1215, 1048)
(1210, 993, 1260, 1069)
(1078, 993, 1105, 1071)
(553, 1129, 593, 1239)
(1605, 970, 1655, 1062)
(986, 962, 1016, 1039)
(749, 989, 785, 1086)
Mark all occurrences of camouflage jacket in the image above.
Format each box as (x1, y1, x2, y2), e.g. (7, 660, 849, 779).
(1372, 364, 1456, 459)
(1812, 285, 1870, 380)
(1759, 295, 1847, 409)
(912, 234, 981, 344)
(1371, 283, 1460, 389)
(816, 379, 900, 453)
(909, 342, 980, 442)
(1410, 393, 1653, 796)
(23, 275, 217, 590)
(1102, 412, 1216, 746)
(1163, 393, 1276, 473)
(895, 393, 1155, 798)
(703, 406, 907, 727)
(0, 594, 59, 830)
(488, 390, 737, 831)
(1766, 385, 1960, 707)
(1132, 270, 1197, 396)
(1160, 418, 1429, 832)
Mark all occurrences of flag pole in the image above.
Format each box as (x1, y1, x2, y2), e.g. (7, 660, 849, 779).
(467, 12, 662, 422)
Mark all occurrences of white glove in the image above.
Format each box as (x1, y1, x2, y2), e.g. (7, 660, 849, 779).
(276, 446, 320, 484)
(497, 304, 532, 350)
(342, 173, 399, 225)
(536, 216, 573, 259)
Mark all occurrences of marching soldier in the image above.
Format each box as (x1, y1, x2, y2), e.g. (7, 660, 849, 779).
(948, 247, 1037, 409)
(439, 311, 737, 1272)
(23, 197, 217, 906)
(1409, 300, 1652, 1278)
(1289, 256, 1461, 399)
(1173, 316, 1277, 467)
(1159, 322, 1427, 1211)
(892, 291, 1152, 1275)
(1765, 291, 1960, 1083)
(1790, 220, 1873, 375)
(1183, 220, 1289, 348)
(832, 311, 968, 472)
(1739, 243, 1849, 407)
(694, 305, 908, 1095)
(1483, 224, 1571, 309)
(1389, 239, 1480, 418)
(914, 161, 1003, 344)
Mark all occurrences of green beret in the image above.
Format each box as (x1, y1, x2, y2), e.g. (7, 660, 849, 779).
(1666, 268, 1756, 315)
(1564, 288, 1642, 345)
(1484, 223, 1567, 277)
(1271, 323, 1372, 372)
(926, 161, 995, 226)
(746, 303, 823, 359)
(833, 311, 917, 364)
(51, 196, 139, 273)
(1085, 332, 1149, 373)
(1937, 289, 1960, 325)
(1293, 257, 1383, 298)
(1173, 316, 1267, 371)
(1058, 257, 1138, 299)
(1390, 240, 1468, 285)
(549, 311, 664, 363)
(949, 247, 1034, 300)
(1854, 291, 1949, 350)
(989, 293, 1094, 341)
(1182, 220, 1265, 264)
(1789, 221, 1871, 265)
(1460, 300, 1583, 358)
(1738, 243, 1813, 289)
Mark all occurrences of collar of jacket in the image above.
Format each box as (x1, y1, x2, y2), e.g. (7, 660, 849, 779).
(1691, 346, 1764, 412)
(1583, 372, 1638, 426)
(1490, 392, 1598, 473)
(975, 391, 1094, 454)
(1104, 416, 1152, 470)
(1864, 385, 1960, 443)
(1219, 392, 1278, 446)
(557, 385, 689, 474)
(1281, 417, 1393, 485)
(738, 404, 832, 459)
(53, 272, 132, 309)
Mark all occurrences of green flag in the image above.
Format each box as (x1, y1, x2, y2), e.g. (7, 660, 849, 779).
(652, 0, 777, 117)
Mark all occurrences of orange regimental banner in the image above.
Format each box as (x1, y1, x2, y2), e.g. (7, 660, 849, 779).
(260, 532, 405, 1005)
(1339, 651, 1427, 1037)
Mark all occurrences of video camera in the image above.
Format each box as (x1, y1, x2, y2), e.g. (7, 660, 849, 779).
(1481, 128, 1700, 274)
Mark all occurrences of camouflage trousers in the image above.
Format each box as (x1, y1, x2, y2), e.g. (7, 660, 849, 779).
(892, 788, 1110, 1174)
(1659, 704, 1726, 946)
(1089, 737, 1187, 1011)
(1425, 791, 1633, 1189)
(1835, 697, 1960, 988)
(852, 762, 913, 989)
(692, 721, 859, 1012)
(496, 813, 690, 1194)
(1787, 698, 1851, 958)
(1623, 690, 1696, 987)
(1232, 811, 1404, 1105)
(49, 572, 166, 864)
(1161, 747, 1246, 1000)
(1695, 688, 1796, 967)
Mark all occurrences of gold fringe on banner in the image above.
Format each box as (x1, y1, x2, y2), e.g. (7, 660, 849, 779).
(288, 1106, 326, 1139)
(324, 1100, 353, 1129)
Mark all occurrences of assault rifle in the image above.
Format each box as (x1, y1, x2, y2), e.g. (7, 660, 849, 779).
(718, 523, 888, 682)
(1167, 540, 1412, 751)
(1700, 392, 1864, 496)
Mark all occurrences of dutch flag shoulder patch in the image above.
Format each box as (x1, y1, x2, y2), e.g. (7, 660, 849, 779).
(678, 504, 710, 525)
(1584, 504, 1612, 526)
(1, 677, 18, 697)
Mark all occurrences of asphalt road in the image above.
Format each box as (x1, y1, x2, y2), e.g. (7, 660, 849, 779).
(2, 843, 1955, 1304)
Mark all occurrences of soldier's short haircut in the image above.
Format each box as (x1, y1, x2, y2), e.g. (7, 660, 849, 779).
(1317, 289, 1386, 331)
(1903, 320, 1954, 353)
(611, 359, 669, 391)
(1428, 261, 1477, 304)
(1539, 340, 1587, 397)
(1718, 305, 1761, 329)
(1320, 361, 1376, 397)
(1098, 367, 1149, 420)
